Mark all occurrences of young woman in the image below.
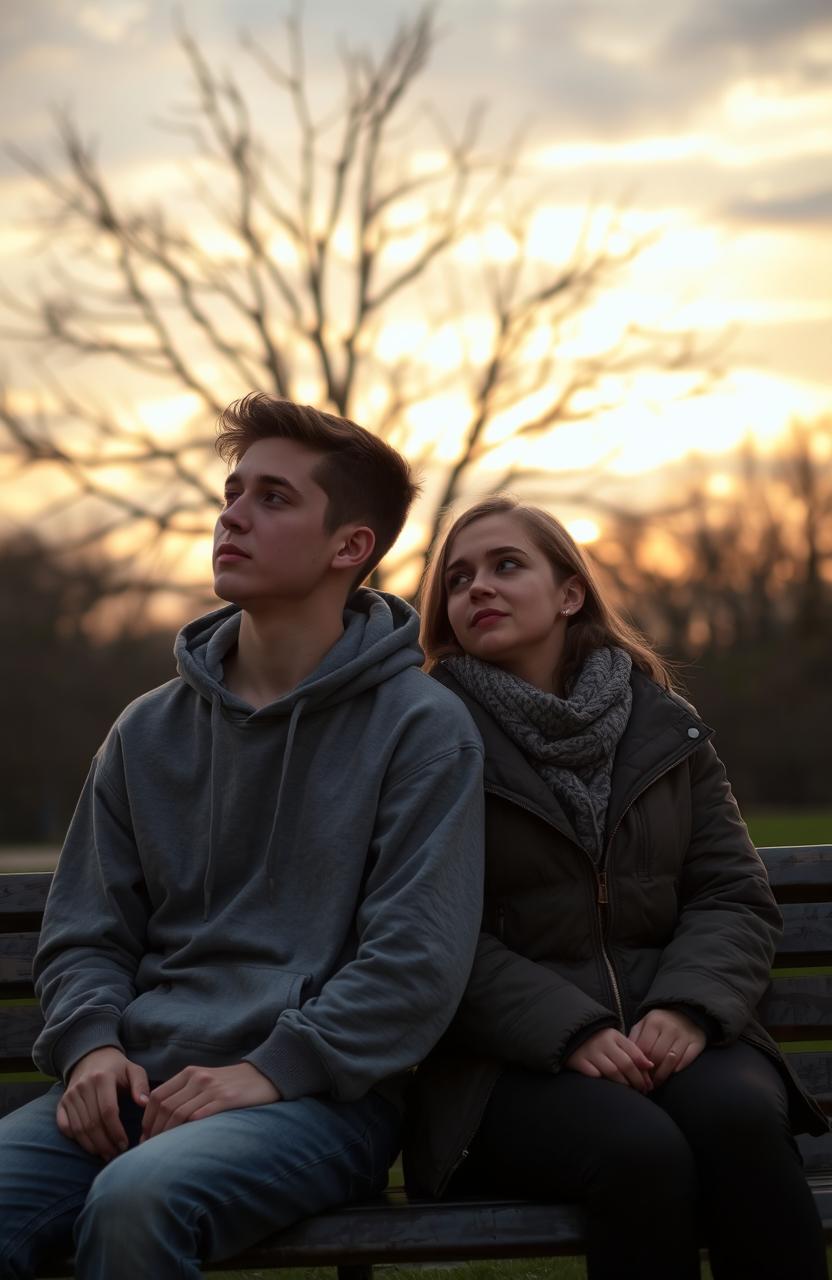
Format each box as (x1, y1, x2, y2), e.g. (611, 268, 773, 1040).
(406, 495, 828, 1280)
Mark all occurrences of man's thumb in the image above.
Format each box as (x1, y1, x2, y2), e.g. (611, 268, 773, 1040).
(126, 1060, 150, 1105)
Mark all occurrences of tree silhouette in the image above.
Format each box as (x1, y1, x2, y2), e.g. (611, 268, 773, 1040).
(1, 5, 709, 601)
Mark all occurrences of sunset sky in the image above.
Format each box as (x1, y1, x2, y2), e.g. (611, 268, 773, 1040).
(1, 0, 830, 595)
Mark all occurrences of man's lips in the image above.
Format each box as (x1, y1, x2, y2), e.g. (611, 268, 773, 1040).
(471, 609, 508, 627)
(214, 543, 251, 562)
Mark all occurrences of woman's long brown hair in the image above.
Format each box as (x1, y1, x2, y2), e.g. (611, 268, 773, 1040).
(419, 495, 674, 690)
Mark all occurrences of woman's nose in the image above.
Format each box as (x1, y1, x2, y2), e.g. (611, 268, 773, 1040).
(469, 575, 495, 598)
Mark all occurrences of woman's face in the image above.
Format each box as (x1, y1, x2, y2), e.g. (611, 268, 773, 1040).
(444, 512, 582, 685)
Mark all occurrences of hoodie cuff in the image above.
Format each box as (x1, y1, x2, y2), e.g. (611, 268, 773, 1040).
(245, 1024, 333, 1100)
(46, 1015, 125, 1084)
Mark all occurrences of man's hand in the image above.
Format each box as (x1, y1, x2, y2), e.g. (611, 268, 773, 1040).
(564, 1027, 654, 1092)
(141, 1062, 281, 1141)
(57, 1047, 150, 1161)
(630, 1008, 706, 1085)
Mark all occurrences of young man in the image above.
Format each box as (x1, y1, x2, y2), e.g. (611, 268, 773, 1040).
(0, 395, 485, 1279)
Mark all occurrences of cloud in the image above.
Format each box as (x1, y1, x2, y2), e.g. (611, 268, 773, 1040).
(667, 0, 832, 56)
(726, 187, 832, 227)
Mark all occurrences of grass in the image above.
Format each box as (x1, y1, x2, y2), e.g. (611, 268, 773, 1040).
(744, 809, 832, 847)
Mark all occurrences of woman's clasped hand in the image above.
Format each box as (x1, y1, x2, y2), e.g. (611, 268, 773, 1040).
(565, 1009, 707, 1092)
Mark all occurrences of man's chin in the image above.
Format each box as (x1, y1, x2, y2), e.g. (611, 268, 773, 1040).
(213, 580, 246, 607)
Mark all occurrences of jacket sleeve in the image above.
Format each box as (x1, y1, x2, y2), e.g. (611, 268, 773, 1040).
(445, 930, 617, 1070)
(633, 739, 782, 1040)
(244, 738, 486, 1101)
(32, 730, 151, 1081)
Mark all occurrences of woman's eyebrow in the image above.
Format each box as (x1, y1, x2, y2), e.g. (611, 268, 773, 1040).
(446, 545, 527, 573)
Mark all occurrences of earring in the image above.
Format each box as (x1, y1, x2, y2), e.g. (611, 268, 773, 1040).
(561, 608, 570, 616)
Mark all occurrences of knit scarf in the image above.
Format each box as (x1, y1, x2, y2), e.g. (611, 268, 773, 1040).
(445, 646, 633, 859)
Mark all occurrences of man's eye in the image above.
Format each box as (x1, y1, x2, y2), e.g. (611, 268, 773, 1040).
(222, 493, 239, 507)
(263, 492, 286, 506)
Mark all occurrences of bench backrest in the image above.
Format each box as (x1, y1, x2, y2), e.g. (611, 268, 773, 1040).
(1, 848, 830, 1171)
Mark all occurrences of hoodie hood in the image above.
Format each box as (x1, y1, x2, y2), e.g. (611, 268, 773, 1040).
(175, 587, 422, 718)
(173, 588, 423, 915)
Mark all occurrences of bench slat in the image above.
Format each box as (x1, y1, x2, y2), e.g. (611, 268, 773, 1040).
(779, 903, 832, 965)
(799, 1132, 832, 1177)
(787, 1051, 832, 1112)
(0, 874, 51, 931)
(0, 1005, 43, 1067)
(0, 935, 38, 994)
(196, 1195, 590, 1267)
(758, 847, 832, 902)
(758, 975, 832, 1039)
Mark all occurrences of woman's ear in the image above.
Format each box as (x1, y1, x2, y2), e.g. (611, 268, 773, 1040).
(560, 575, 586, 617)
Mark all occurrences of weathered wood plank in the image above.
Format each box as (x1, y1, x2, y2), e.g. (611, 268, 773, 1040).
(0, 934, 37, 995)
(787, 1051, 832, 1111)
(759, 846, 832, 903)
(799, 1132, 832, 1178)
(0, 1005, 43, 1067)
(778, 903, 832, 965)
(0, 874, 51, 930)
(230, 1196, 589, 1266)
(758, 975, 832, 1038)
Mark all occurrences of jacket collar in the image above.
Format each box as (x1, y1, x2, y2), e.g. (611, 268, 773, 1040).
(432, 663, 713, 853)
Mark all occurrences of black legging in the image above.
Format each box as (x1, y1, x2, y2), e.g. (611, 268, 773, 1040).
(447, 1043, 827, 1280)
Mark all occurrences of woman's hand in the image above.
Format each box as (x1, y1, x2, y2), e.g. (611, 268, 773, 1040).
(564, 1027, 654, 1092)
(630, 1009, 706, 1085)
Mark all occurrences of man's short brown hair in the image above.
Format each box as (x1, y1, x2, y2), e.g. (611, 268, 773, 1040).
(216, 394, 418, 586)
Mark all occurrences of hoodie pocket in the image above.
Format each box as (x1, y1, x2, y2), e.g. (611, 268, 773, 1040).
(121, 963, 309, 1053)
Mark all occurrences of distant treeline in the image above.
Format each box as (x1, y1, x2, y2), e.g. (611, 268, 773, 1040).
(2, 526, 830, 843)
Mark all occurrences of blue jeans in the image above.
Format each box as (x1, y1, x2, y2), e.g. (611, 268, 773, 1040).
(0, 1084, 400, 1279)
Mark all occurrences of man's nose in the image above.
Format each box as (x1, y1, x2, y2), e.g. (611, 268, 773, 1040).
(219, 500, 250, 531)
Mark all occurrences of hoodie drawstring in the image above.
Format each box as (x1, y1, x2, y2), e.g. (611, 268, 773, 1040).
(202, 696, 223, 920)
(201, 694, 309, 919)
(264, 696, 309, 903)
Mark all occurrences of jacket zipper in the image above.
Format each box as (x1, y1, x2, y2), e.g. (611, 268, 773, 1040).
(596, 871, 625, 1028)
(486, 784, 626, 1025)
(486, 739, 703, 1033)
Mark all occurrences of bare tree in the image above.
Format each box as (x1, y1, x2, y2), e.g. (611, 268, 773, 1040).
(593, 418, 832, 654)
(0, 5, 709, 602)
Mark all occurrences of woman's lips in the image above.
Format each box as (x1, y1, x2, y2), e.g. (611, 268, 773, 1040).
(472, 610, 507, 627)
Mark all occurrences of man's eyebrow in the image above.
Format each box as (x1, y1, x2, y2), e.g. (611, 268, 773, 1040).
(224, 471, 302, 496)
(445, 545, 528, 573)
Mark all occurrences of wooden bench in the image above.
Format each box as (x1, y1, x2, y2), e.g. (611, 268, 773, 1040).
(1, 844, 830, 1278)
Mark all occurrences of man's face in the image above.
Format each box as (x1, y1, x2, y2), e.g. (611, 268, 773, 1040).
(213, 437, 341, 607)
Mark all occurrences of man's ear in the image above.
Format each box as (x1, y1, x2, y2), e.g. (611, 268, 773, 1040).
(331, 526, 376, 576)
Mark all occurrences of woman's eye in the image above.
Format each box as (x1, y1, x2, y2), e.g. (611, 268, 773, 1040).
(496, 558, 519, 572)
(447, 572, 469, 590)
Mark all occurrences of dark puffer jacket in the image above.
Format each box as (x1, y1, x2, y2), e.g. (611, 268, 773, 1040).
(404, 665, 828, 1196)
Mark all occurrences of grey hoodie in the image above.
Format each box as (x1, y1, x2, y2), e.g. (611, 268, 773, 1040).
(33, 590, 485, 1103)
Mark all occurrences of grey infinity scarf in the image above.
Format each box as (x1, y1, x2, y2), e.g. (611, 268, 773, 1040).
(445, 646, 633, 859)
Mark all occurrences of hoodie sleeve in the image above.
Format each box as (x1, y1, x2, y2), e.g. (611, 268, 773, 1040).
(244, 734, 485, 1101)
(633, 739, 782, 1040)
(32, 728, 151, 1081)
